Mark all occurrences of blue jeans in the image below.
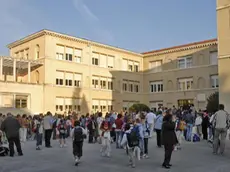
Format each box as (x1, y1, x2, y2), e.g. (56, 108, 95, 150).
(186, 124, 193, 141)
(115, 130, 122, 148)
(139, 138, 144, 154)
(36, 133, 43, 146)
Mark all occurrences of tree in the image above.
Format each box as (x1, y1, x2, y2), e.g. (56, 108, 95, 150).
(129, 103, 150, 113)
(206, 92, 219, 113)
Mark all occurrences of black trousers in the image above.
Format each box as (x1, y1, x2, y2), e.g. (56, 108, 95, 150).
(73, 141, 83, 158)
(202, 127, 208, 140)
(8, 136, 22, 156)
(163, 144, 173, 165)
(52, 128, 57, 140)
(45, 129, 52, 147)
(144, 138, 148, 154)
(155, 129, 162, 147)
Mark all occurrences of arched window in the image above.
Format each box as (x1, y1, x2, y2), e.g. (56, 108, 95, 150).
(35, 70, 39, 83)
(35, 45, 40, 59)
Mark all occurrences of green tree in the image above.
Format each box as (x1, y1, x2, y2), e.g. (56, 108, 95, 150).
(206, 92, 219, 113)
(129, 103, 150, 113)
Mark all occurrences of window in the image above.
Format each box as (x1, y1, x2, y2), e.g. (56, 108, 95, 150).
(35, 45, 40, 59)
(65, 98, 72, 111)
(211, 75, 219, 88)
(134, 84, 139, 92)
(149, 60, 162, 72)
(74, 74, 81, 87)
(92, 100, 99, 111)
(210, 51, 218, 65)
(128, 61, 133, 71)
(73, 99, 81, 111)
(92, 53, 99, 65)
(150, 81, 163, 93)
(65, 73, 73, 86)
(108, 101, 113, 111)
(108, 56, 114, 68)
(100, 100, 107, 112)
(15, 95, 28, 108)
(108, 79, 113, 90)
(178, 56, 192, 69)
(92, 77, 99, 88)
(129, 83, 133, 92)
(56, 45, 64, 60)
(134, 62, 139, 72)
(56, 71, 64, 86)
(122, 59, 128, 71)
(100, 78, 107, 89)
(74, 49, 82, 63)
(65, 47, 73, 61)
(74, 105, 81, 111)
(100, 54, 107, 68)
(123, 82, 127, 91)
(178, 78, 193, 90)
(65, 54, 73, 61)
(55, 97, 64, 111)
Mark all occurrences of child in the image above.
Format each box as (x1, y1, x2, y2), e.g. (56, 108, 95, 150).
(121, 123, 140, 168)
(34, 116, 43, 150)
(100, 116, 112, 157)
(71, 121, 87, 166)
(58, 119, 67, 148)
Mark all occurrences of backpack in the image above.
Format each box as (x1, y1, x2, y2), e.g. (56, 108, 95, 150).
(74, 127, 84, 143)
(193, 134, 200, 142)
(0, 146, 9, 156)
(178, 120, 186, 131)
(127, 127, 139, 147)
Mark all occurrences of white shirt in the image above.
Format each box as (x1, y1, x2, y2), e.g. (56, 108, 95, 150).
(195, 116, 202, 126)
(146, 112, 156, 124)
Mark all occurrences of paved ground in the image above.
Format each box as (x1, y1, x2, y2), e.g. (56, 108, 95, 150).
(1, 135, 230, 172)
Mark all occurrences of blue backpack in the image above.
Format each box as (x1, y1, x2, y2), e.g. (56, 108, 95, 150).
(193, 134, 200, 142)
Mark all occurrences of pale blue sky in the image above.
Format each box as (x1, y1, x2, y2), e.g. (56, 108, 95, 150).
(0, 0, 217, 54)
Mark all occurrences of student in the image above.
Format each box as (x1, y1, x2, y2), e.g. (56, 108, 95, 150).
(34, 116, 43, 150)
(100, 115, 112, 157)
(121, 123, 140, 168)
(58, 119, 67, 148)
(71, 121, 87, 166)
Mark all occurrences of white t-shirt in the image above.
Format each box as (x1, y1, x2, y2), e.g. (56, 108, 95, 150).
(146, 112, 156, 124)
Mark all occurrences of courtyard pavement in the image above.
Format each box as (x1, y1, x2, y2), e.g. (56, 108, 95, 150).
(0, 136, 230, 172)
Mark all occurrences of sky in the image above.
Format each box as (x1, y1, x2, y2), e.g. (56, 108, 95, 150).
(0, 0, 217, 55)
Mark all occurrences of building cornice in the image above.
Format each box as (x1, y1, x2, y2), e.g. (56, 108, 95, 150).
(7, 30, 143, 57)
(216, 4, 230, 11)
(142, 39, 218, 57)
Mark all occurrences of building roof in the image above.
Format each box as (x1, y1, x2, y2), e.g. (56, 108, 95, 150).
(142, 38, 218, 56)
(7, 29, 142, 57)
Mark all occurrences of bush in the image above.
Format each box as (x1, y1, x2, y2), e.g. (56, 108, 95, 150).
(206, 92, 219, 113)
(129, 103, 150, 113)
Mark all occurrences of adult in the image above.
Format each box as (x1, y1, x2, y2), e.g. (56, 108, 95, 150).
(43, 111, 53, 148)
(146, 110, 156, 138)
(1, 113, 23, 157)
(202, 111, 209, 140)
(161, 111, 178, 169)
(212, 104, 229, 155)
(185, 110, 194, 141)
(154, 111, 163, 147)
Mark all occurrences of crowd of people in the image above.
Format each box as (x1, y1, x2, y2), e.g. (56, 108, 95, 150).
(0, 103, 229, 169)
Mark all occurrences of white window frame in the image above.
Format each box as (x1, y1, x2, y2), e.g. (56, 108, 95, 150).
(211, 75, 219, 88)
(92, 76, 99, 89)
(74, 73, 81, 87)
(178, 78, 193, 90)
(56, 71, 64, 86)
(107, 56, 114, 68)
(178, 56, 192, 69)
(150, 81, 163, 93)
(92, 53, 99, 66)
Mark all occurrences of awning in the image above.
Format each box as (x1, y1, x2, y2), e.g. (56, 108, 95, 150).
(0, 56, 43, 69)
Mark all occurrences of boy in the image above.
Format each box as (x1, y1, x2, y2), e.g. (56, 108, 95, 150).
(34, 116, 43, 150)
(71, 120, 87, 166)
(58, 119, 67, 148)
(100, 116, 112, 157)
(121, 123, 140, 168)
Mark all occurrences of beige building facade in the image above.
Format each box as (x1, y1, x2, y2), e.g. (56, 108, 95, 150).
(0, 30, 219, 114)
(217, 0, 230, 112)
